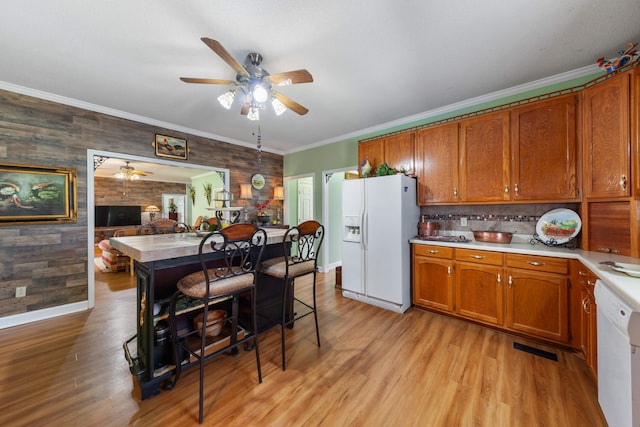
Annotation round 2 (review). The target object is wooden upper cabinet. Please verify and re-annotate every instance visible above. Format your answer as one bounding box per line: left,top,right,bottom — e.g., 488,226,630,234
511,94,579,201
415,123,459,204
358,138,384,177
383,132,415,173
459,111,510,202
583,71,631,198
358,132,415,177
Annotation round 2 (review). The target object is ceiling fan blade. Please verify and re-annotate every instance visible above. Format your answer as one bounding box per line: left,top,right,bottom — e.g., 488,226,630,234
180,77,235,85
273,92,309,115
201,37,248,77
266,69,314,86
240,93,252,115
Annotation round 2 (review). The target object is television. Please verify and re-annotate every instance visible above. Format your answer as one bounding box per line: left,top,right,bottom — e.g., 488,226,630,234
95,205,142,227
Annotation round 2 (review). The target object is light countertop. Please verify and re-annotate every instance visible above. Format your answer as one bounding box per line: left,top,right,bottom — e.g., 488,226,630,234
410,234,640,311
110,228,287,263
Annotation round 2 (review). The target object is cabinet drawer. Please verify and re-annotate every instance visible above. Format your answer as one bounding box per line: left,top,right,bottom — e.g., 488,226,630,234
506,254,568,274
456,248,504,266
413,244,454,259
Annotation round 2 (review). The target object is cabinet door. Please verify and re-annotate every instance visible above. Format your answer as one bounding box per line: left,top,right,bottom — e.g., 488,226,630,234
581,283,598,380
505,269,569,343
415,123,459,204
586,200,631,256
511,95,579,201
459,111,510,202
455,262,503,326
358,138,384,177
413,256,454,312
384,132,415,174
583,71,630,197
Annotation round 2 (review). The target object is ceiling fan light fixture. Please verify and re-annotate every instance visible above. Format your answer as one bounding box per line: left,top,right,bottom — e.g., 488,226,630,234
271,96,288,116
247,107,260,121
217,89,236,109
251,83,269,103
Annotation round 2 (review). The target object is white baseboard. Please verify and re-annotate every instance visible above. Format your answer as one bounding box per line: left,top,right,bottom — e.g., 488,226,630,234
0,301,89,330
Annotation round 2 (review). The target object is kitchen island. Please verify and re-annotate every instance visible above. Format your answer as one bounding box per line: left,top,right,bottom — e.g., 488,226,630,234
110,229,288,399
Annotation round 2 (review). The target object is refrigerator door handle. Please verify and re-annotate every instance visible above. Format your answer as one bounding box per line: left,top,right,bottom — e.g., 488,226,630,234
361,211,367,250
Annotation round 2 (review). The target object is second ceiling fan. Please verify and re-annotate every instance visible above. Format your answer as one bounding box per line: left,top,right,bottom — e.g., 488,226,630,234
180,38,313,120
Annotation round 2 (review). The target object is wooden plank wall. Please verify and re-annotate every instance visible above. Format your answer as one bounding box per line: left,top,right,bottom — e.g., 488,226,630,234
0,89,283,318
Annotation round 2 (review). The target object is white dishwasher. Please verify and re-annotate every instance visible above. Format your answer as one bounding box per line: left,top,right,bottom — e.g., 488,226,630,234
594,280,640,427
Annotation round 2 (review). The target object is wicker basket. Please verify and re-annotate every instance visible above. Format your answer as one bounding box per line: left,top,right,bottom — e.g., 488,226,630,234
193,310,227,337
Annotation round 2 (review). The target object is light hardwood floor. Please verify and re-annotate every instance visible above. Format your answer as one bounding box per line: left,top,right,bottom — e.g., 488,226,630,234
0,263,607,426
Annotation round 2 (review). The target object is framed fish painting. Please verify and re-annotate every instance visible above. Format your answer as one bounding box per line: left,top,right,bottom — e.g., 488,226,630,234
0,163,77,225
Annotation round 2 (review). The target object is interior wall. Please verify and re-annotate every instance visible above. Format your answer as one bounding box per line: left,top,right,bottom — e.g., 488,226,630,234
0,88,283,323
94,177,186,210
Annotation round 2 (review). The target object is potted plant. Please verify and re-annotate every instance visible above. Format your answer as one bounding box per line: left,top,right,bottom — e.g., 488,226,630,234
168,200,178,220
255,200,271,225
187,184,196,205
203,183,212,206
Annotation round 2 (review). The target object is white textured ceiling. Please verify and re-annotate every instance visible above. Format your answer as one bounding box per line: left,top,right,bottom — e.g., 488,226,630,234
1,1,639,154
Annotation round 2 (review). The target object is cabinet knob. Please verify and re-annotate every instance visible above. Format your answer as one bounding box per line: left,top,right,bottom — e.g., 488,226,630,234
508,275,513,287
578,270,588,276
620,175,627,190
471,255,485,259
428,249,439,254
514,184,519,196
598,247,612,253
453,188,458,197
447,266,451,275
504,185,509,193
497,274,501,284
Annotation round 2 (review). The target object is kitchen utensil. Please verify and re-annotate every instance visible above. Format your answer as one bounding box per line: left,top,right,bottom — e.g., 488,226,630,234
419,221,439,237
472,230,514,244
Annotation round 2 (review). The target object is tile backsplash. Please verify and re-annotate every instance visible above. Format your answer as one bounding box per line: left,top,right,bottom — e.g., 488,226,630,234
418,203,582,245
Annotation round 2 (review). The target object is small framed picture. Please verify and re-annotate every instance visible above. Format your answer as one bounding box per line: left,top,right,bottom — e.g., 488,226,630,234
154,134,188,160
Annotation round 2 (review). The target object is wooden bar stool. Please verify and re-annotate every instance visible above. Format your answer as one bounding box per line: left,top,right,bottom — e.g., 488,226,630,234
258,220,324,370
166,223,266,423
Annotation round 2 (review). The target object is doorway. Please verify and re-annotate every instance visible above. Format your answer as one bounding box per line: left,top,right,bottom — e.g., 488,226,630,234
283,174,315,228
87,149,229,308
322,167,358,273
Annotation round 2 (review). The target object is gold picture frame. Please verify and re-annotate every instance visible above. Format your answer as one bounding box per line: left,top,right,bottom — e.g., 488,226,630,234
0,162,77,225
154,134,188,160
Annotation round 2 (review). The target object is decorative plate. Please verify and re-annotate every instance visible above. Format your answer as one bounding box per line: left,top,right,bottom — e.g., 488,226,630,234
251,174,265,190
535,208,581,245
610,263,640,278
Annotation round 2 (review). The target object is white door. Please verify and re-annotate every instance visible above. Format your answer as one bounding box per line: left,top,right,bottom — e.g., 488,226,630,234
298,179,313,222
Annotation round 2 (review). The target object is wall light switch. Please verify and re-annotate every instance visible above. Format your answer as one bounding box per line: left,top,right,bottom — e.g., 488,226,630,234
460,217,468,227
15,286,26,298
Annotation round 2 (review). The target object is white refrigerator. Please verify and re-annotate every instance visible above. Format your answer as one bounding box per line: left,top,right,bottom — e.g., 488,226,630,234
341,174,419,313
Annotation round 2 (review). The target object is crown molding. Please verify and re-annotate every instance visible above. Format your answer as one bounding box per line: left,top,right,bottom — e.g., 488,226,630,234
286,63,600,154
0,81,284,155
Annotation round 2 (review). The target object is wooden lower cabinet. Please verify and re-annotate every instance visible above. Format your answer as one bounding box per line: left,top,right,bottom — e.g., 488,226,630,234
574,262,598,380
412,245,574,347
454,248,505,325
455,262,503,326
412,245,454,311
505,268,569,343
505,254,569,344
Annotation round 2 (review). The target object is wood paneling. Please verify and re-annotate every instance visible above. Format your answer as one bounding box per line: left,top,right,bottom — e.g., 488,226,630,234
94,177,185,208
0,89,283,318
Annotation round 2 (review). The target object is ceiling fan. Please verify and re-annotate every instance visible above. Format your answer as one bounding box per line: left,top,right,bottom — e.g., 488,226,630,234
180,38,313,120
114,161,152,181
